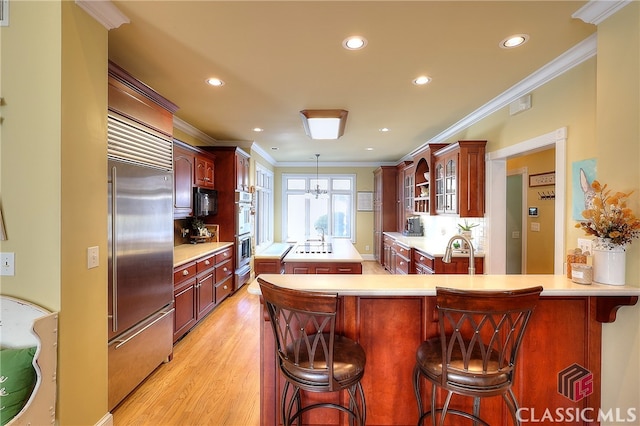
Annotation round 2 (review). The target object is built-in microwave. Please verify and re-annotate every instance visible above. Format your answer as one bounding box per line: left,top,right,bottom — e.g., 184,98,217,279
193,187,218,217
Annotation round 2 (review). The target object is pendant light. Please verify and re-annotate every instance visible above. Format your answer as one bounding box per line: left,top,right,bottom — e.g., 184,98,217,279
306,154,328,199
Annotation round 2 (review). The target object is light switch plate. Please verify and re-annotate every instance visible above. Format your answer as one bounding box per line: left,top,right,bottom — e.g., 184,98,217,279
531,222,540,232
87,246,99,269
1,252,15,276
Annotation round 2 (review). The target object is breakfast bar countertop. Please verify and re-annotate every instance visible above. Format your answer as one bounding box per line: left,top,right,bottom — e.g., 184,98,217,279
248,273,640,298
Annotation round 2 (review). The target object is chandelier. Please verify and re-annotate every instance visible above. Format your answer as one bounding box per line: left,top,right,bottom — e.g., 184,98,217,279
306,154,328,199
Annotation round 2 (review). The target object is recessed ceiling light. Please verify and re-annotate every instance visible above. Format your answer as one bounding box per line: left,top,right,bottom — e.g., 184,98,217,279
253,127,264,132
206,77,225,87
365,147,374,151
413,75,431,86
379,128,390,133
500,34,529,49
342,36,367,50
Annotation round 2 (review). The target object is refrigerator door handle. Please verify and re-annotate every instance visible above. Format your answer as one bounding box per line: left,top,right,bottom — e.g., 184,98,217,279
111,165,119,333
113,309,175,350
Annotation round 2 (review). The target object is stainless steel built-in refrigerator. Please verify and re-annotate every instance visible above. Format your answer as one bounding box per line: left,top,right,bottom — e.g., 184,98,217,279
107,158,174,410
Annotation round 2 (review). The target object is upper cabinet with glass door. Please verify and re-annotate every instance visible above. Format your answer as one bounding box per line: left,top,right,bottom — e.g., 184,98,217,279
433,140,486,217
412,143,447,215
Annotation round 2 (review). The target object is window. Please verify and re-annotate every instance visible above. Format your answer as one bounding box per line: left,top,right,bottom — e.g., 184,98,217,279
254,164,274,251
282,173,355,242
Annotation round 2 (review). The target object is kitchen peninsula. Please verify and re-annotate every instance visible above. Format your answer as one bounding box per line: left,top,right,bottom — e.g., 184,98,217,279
250,274,639,425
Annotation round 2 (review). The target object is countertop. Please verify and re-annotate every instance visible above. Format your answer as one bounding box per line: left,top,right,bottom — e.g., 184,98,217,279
254,242,293,260
174,242,234,267
249,273,640,297
384,231,485,258
283,239,364,263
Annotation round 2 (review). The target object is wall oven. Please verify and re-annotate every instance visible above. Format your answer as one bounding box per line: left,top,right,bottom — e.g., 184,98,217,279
236,233,251,270
236,191,252,236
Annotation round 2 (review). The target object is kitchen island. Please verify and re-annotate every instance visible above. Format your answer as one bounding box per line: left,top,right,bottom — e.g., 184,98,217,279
282,239,363,274
250,274,639,426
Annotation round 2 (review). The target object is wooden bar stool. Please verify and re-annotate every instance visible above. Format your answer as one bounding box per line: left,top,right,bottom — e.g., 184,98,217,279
413,286,543,426
259,278,367,426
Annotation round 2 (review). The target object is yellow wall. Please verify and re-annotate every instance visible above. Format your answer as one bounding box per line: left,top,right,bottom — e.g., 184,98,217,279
1,1,109,424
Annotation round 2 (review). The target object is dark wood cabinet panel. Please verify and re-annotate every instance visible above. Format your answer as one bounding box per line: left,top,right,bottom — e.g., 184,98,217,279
261,295,606,425
373,167,397,264
173,144,195,218
195,155,215,188
283,262,363,274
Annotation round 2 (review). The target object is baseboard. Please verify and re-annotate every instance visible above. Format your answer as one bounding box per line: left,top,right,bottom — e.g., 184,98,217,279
361,254,375,261
95,413,113,426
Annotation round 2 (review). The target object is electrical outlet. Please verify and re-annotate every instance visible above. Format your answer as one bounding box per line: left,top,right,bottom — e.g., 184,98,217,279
531,222,540,232
365,245,370,251
577,238,593,254
87,246,99,269
1,252,15,276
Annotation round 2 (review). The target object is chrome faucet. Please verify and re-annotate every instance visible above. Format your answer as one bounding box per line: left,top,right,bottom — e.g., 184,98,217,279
315,226,325,243
443,234,475,275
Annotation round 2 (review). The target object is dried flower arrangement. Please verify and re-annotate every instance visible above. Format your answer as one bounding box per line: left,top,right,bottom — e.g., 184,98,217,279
575,180,640,246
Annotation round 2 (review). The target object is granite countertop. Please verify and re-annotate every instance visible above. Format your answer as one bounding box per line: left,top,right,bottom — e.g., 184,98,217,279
249,273,640,298
384,231,485,258
174,242,234,267
283,239,363,263
254,242,293,260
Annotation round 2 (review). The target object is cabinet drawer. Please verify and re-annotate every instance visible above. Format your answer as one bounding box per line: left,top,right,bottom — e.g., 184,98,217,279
394,242,410,258
395,256,410,275
413,251,434,270
215,247,233,264
215,259,233,282
174,262,196,286
197,254,216,272
215,277,233,303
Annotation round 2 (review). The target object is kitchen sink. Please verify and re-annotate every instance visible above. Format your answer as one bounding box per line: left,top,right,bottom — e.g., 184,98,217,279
295,242,333,254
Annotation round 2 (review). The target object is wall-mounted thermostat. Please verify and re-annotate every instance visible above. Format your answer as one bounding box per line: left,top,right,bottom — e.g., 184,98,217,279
528,207,539,217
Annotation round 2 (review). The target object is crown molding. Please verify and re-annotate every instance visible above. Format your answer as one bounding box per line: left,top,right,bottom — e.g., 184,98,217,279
249,143,277,166
406,33,597,160
75,0,129,30
572,0,631,25
173,116,218,145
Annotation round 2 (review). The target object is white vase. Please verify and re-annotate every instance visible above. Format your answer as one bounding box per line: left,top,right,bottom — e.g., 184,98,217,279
592,238,626,285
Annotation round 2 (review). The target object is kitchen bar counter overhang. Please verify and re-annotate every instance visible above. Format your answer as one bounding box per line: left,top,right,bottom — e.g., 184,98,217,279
251,274,638,425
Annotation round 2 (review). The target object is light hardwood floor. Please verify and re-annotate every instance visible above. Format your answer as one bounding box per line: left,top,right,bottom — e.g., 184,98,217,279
112,261,388,425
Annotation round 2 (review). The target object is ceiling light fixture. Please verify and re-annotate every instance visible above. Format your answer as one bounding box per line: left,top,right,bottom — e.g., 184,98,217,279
206,77,225,87
342,36,367,50
413,75,431,86
300,109,348,140
379,127,390,132
253,127,264,132
306,154,328,199
500,34,529,49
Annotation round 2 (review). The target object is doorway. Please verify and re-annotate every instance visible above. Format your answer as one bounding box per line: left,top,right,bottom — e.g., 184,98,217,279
485,128,566,275
506,171,526,274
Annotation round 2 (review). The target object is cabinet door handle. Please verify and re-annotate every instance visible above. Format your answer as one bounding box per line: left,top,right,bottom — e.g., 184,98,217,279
205,260,210,265
419,256,424,261
223,285,228,290
182,269,189,276
223,267,228,272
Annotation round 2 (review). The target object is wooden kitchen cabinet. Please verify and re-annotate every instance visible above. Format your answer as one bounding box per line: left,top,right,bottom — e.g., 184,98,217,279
195,155,215,188
283,262,363,274
173,245,235,342
412,143,447,215
373,166,397,265
413,248,484,274
397,161,414,231
235,151,250,192
173,142,195,218
173,261,197,342
433,140,486,217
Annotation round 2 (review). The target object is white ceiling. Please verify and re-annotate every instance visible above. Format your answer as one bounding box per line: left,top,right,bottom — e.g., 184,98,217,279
107,1,595,164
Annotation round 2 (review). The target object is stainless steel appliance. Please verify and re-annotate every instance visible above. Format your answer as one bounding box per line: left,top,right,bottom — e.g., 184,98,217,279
235,191,252,288
107,116,175,410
